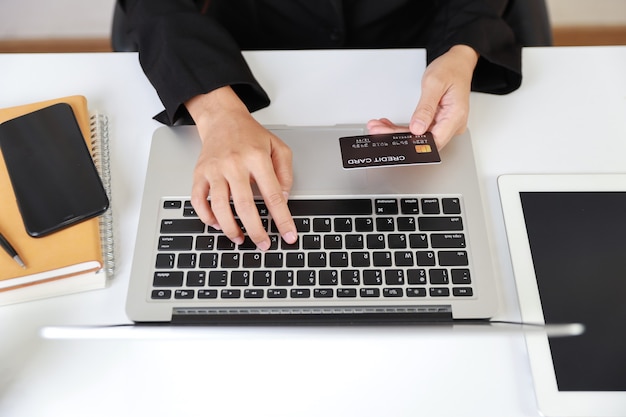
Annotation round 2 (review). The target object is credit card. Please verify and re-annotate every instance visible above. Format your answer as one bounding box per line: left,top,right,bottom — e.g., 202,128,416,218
339,132,440,169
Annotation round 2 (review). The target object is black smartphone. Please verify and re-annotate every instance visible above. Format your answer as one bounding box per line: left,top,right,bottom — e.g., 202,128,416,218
0,103,109,237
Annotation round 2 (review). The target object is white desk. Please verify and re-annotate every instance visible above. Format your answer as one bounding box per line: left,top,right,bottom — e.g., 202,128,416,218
0,47,624,417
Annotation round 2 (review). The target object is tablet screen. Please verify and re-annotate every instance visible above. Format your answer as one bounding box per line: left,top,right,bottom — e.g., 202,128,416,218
520,191,626,391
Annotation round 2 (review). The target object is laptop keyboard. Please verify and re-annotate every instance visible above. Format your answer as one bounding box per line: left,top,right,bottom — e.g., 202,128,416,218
151,196,474,304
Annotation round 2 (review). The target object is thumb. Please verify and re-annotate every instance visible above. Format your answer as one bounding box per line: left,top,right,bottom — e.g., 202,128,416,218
410,81,443,136
270,138,294,197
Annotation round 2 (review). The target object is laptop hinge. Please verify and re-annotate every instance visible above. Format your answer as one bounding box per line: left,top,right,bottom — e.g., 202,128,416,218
171,305,453,325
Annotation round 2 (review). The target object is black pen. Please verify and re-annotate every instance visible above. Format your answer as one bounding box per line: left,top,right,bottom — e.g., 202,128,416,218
0,232,26,268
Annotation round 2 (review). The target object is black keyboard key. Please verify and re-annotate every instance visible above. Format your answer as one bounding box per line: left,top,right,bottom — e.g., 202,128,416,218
291,288,310,298
177,253,196,268
231,271,251,286
286,252,305,267
384,270,404,285
421,198,440,214
400,198,419,214
275,270,294,286
313,218,331,232
396,217,416,231
407,269,427,285
416,251,436,266
253,271,272,286
160,219,205,234
281,237,300,250
394,251,414,266
302,235,322,249
334,217,353,232
208,271,228,286
198,289,218,299
155,254,175,269
238,237,257,250
388,234,407,249
319,270,339,285
360,288,380,298
340,270,360,285
438,251,469,266
351,252,370,267
297,270,316,286
268,289,288,298
355,217,374,232
153,271,183,287
418,217,464,231
337,288,357,297
314,288,334,298
308,252,327,267
217,236,236,250
429,269,450,284
243,252,262,268
408,233,429,248
363,269,383,285
430,287,450,297
175,289,195,299
264,252,284,268
376,217,395,231
151,289,172,299
442,198,462,214
324,234,343,249
383,288,403,297
293,218,311,232
366,234,386,249
431,233,466,248
345,234,364,249
158,236,193,250
372,251,392,267
196,236,215,250
287,199,372,216
453,287,473,297
199,253,218,268
220,253,240,268
163,200,182,209
186,271,206,287
244,289,264,298
221,289,241,299
329,252,349,267
452,269,472,284
183,207,197,217
407,288,427,297
375,199,398,215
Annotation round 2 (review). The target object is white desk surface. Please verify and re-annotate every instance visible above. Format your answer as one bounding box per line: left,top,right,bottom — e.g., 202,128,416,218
0,46,624,417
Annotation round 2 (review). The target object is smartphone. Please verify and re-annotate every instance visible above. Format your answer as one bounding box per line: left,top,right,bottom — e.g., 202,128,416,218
0,103,109,237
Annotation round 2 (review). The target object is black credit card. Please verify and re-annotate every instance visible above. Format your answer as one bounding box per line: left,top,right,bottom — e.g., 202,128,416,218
339,132,440,169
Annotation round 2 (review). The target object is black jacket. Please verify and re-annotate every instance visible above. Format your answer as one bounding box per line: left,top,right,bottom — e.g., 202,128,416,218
122,0,522,125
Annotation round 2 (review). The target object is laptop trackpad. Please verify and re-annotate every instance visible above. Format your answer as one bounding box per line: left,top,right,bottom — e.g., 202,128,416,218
274,126,369,195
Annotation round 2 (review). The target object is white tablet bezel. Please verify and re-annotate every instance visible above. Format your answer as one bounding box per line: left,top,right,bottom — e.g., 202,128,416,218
498,173,626,417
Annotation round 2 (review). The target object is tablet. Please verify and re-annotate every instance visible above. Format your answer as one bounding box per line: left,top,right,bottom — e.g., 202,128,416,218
498,174,626,416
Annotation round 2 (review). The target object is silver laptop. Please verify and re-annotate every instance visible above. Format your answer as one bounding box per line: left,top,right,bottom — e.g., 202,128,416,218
126,125,499,324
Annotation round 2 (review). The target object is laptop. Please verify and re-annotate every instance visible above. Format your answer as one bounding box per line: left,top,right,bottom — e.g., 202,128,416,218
126,125,499,324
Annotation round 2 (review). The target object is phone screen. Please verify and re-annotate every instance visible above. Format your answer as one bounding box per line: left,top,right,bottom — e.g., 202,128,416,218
0,103,109,237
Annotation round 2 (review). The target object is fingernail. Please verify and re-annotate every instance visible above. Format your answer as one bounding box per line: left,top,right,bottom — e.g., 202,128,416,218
283,191,290,201
411,119,427,134
257,240,271,252
282,231,297,244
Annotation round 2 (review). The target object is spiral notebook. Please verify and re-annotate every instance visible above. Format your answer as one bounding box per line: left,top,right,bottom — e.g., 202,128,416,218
0,96,114,305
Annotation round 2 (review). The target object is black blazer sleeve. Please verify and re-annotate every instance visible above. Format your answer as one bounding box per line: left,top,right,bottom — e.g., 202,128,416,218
428,0,522,95
121,0,269,125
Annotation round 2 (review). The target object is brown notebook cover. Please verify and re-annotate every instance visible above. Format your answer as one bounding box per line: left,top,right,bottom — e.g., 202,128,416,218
0,95,106,304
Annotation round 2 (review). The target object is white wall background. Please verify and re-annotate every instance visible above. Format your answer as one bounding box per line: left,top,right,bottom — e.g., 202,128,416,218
0,0,625,40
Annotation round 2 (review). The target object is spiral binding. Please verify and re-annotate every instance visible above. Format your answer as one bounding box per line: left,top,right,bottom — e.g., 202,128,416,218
90,113,115,279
